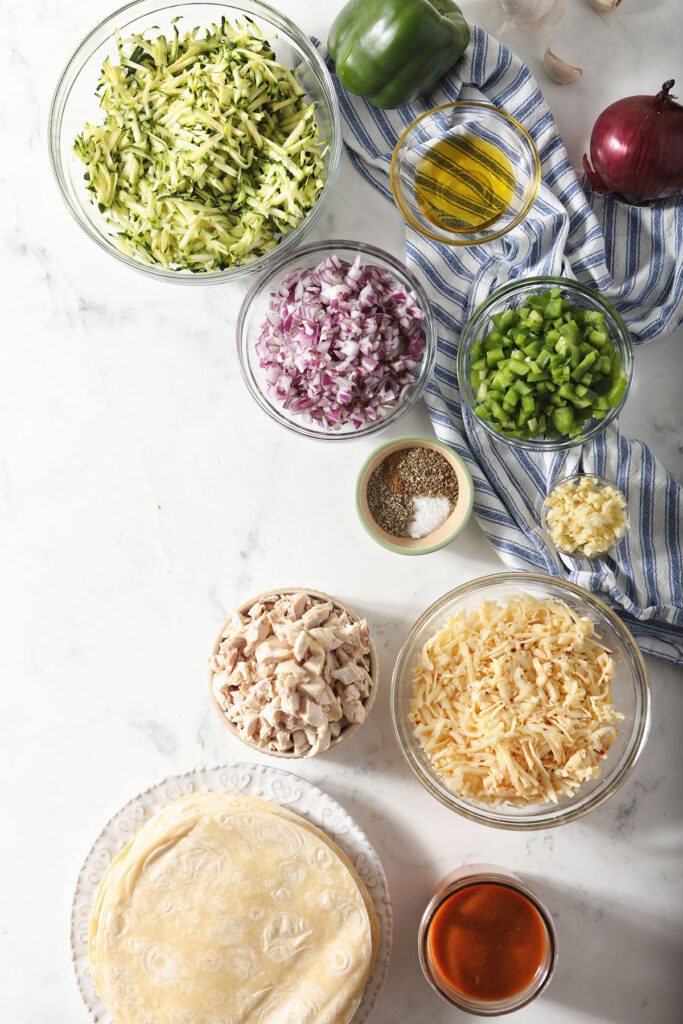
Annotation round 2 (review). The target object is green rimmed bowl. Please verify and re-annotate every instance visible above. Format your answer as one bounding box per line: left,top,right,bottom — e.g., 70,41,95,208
356,437,474,555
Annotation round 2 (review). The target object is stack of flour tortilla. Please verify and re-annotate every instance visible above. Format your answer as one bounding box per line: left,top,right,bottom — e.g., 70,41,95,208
89,792,378,1024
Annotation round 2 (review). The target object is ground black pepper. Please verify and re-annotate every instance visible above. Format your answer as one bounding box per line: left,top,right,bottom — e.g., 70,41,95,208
385,448,459,503
367,446,459,538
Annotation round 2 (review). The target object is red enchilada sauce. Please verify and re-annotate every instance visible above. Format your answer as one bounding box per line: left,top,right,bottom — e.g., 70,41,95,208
427,882,547,1001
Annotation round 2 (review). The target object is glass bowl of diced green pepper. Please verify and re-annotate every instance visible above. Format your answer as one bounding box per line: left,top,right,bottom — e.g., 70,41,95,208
457,278,633,450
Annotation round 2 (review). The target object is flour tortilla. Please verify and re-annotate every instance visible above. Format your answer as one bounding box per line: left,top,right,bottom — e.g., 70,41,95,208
89,792,375,1024
152,793,380,960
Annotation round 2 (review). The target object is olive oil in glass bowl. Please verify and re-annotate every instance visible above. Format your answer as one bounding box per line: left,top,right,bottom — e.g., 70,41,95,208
414,134,514,233
391,103,540,246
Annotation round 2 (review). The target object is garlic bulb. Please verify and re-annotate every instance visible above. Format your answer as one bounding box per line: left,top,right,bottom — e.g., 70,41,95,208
499,0,565,31
469,0,565,35
587,0,622,12
543,47,583,84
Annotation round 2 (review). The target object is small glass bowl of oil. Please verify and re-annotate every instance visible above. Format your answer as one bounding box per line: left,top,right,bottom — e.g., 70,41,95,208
390,102,540,247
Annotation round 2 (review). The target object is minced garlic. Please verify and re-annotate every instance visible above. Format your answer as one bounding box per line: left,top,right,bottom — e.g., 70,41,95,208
544,475,627,558
410,595,621,807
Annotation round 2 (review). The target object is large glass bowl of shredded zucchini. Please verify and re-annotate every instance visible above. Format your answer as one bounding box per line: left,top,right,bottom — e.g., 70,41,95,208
49,0,342,281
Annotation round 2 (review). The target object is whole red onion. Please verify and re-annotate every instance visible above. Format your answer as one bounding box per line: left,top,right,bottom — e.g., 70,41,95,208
583,80,683,206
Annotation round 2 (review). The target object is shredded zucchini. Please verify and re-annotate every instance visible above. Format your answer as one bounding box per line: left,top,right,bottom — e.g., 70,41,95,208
74,18,327,272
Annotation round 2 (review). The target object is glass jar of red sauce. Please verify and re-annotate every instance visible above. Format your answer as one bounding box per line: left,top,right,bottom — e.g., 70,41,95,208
418,864,557,1016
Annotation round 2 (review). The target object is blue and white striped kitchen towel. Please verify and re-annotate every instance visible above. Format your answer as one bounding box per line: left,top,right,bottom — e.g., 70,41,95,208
318,27,683,664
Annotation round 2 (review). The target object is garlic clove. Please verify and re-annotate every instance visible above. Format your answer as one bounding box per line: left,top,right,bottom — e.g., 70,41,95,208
587,0,622,13
543,47,583,84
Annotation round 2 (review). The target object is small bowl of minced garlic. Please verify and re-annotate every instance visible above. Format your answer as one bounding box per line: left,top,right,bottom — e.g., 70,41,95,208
356,437,473,554
542,474,628,560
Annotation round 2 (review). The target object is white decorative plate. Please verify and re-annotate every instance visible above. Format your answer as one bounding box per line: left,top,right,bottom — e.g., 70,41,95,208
71,762,392,1023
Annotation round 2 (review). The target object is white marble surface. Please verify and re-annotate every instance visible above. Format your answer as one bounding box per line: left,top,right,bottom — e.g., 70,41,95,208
1,0,682,1021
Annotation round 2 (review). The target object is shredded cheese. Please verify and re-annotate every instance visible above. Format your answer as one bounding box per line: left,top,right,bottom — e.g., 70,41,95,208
545,476,627,558
410,595,621,806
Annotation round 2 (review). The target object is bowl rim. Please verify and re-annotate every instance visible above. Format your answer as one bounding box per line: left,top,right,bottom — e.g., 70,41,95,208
391,571,651,830
457,275,635,452
355,435,474,555
389,101,541,247
542,472,629,561
47,0,343,284
236,238,438,440
209,586,380,758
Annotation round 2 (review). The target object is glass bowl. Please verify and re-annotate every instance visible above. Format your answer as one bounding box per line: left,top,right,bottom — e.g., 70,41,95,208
458,277,634,452
391,572,650,830
418,865,557,1016
236,240,437,440
390,102,540,247
48,0,342,284
542,473,629,561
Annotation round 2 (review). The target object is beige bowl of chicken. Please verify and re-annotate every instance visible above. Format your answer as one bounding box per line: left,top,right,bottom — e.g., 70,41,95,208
209,587,380,758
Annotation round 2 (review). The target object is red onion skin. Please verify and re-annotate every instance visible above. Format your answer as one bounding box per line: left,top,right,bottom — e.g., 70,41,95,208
583,80,683,206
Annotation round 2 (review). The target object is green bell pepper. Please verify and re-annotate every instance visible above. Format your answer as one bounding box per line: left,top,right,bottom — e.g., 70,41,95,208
327,0,470,109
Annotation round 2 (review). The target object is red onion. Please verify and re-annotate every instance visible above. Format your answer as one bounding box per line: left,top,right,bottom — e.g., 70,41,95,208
257,255,426,430
583,80,683,206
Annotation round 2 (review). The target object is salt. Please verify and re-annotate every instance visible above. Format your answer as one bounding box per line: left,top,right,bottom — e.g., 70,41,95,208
408,496,452,539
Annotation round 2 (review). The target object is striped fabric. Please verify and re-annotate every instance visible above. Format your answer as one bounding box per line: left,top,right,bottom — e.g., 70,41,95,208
317,28,683,664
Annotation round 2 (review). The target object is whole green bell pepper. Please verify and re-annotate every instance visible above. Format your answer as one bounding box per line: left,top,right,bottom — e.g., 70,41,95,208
328,0,470,109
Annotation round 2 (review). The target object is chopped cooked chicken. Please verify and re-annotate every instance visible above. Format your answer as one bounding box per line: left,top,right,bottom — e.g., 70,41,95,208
302,602,333,629
292,730,308,754
211,591,374,756
341,697,365,724
243,615,271,655
308,627,339,650
303,644,326,677
333,663,365,686
309,723,332,757
299,678,326,702
255,637,292,664
290,592,309,618
300,697,326,728
292,631,310,663
221,610,245,638
241,710,260,737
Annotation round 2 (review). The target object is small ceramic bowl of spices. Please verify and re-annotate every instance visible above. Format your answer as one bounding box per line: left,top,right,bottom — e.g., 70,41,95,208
356,437,474,555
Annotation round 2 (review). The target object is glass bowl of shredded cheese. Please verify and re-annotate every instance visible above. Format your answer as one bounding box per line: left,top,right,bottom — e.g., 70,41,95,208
391,573,650,830
542,474,628,559
49,0,342,282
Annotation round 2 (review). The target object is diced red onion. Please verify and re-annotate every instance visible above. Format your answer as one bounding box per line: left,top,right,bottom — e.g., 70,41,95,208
256,255,427,430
